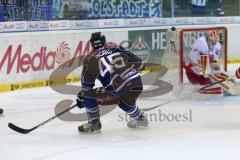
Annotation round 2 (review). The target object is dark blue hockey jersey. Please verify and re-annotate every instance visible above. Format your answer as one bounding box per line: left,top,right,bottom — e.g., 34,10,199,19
81,43,144,93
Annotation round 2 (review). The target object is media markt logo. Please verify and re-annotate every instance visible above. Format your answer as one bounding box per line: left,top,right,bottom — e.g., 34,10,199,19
0,41,90,74
56,41,71,64
130,34,150,62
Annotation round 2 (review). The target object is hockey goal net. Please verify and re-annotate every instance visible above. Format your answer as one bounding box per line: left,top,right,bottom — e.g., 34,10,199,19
161,27,228,85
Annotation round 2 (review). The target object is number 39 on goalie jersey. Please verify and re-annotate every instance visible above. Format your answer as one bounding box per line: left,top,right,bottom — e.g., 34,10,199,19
81,44,144,92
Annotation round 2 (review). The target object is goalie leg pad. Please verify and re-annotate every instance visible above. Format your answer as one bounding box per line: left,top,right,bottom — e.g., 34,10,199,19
200,55,211,75
185,70,212,85
184,63,212,85
199,87,223,94
214,72,235,83
209,74,237,96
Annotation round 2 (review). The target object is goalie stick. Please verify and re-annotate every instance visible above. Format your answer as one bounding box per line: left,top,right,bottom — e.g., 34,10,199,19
199,73,237,95
198,78,226,91
8,104,78,134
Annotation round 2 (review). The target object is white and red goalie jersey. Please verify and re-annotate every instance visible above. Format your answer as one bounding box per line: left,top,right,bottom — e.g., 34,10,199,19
188,36,221,65
184,31,222,85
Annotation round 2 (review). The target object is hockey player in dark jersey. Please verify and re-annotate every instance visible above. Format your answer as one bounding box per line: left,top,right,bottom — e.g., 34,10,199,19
77,32,148,132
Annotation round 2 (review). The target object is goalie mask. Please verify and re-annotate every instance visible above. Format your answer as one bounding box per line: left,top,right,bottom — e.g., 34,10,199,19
90,32,106,50
206,30,219,45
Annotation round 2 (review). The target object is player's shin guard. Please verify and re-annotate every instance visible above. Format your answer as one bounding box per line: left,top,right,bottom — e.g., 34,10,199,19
127,105,141,119
85,106,100,122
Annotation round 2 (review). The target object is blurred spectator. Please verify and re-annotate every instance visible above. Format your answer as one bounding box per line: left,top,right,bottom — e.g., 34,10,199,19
63,4,72,19
0,0,238,22
2,0,25,21
208,0,224,16
191,0,207,14
215,1,225,16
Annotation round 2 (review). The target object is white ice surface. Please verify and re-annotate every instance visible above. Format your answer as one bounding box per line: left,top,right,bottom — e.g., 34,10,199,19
0,64,240,160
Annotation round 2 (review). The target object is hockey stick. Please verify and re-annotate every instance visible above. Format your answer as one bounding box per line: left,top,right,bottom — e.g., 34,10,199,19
141,100,172,112
198,78,226,91
8,104,77,134
8,87,116,134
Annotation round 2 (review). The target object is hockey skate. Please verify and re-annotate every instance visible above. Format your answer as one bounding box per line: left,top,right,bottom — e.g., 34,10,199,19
78,119,102,133
127,113,148,128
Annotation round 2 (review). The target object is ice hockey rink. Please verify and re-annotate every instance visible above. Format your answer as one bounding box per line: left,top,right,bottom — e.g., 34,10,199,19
1,64,240,160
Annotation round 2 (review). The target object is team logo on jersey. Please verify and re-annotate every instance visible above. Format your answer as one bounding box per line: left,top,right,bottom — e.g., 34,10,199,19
130,34,150,62
56,41,71,64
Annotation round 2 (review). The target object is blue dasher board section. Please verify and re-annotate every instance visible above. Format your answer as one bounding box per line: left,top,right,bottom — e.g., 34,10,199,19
28,0,52,21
